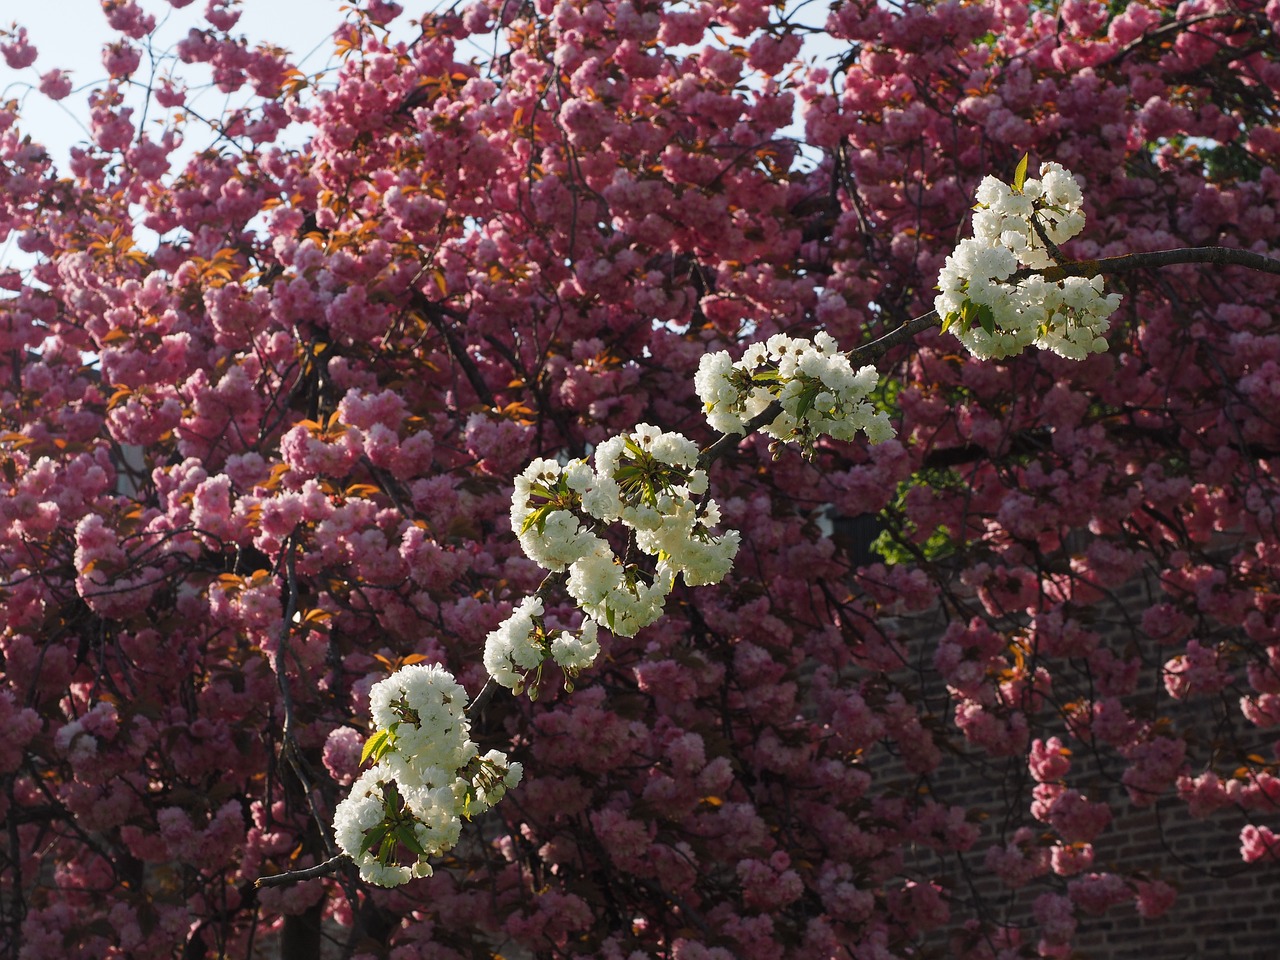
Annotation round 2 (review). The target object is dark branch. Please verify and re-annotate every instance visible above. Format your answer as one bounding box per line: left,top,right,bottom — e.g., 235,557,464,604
697,400,782,470
465,677,499,718
1027,247,1280,283
697,245,1279,469
410,291,497,408
255,854,349,889
848,310,941,365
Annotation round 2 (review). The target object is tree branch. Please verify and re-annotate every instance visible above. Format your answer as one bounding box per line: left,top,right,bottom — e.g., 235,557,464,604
410,290,497,408
696,245,1278,469
848,309,942,365
255,854,349,889
697,400,782,470
1025,246,1280,283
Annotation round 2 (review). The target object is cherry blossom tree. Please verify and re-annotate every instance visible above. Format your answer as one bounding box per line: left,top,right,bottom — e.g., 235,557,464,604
1,0,1279,958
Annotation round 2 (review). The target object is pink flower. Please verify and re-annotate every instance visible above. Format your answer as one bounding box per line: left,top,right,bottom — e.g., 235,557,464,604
1134,879,1177,919
322,727,364,785
1240,824,1280,863
103,0,157,38
1,27,37,69
103,41,142,78
1029,737,1072,783
38,69,73,100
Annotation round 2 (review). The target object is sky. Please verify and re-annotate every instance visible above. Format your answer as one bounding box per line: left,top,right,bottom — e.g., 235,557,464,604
0,0,352,161
2,0,844,161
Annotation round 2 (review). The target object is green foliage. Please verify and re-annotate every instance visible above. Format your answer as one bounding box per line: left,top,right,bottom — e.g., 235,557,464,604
1202,141,1264,183
1012,153,1029,193
871,469,967,566
869,374,903,419
941,299,996,338
362,724,399,766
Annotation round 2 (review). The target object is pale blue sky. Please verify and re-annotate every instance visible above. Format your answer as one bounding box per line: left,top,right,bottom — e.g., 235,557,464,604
3,0,845,164
0,0,348,160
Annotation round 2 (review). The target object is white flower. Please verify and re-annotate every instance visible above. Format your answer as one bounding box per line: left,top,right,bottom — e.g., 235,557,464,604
562,459,594,492
401,781,463,854
567,547,672,638
483,595,546,689
650,430,699,469
466,751,524,812
367,663,477,778
695,351,743,434
550,618,601,673
580,472,622,521
333,766,438,887
937,160,1117,362
566,541,624,608
516,509,601,571
974,175,1010,207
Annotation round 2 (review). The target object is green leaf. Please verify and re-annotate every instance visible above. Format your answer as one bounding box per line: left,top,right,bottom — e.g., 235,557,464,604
795,384,817,419
361,729,390,766
1012,153,1029,193
360,824,390,855
976,303,996,337
526,482,557,501
940,312,955,334
383,780,402,810
377,833,397,864
518,505,546,537
394,824,427,857
613,464,644,483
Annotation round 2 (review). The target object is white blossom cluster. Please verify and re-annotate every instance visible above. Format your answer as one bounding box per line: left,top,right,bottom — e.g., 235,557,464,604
482,595,602,696
488,425,741,695
934,161,1122,361
694,332,894,454
332,664,522,886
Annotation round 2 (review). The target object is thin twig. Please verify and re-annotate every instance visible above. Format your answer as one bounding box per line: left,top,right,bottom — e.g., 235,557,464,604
465,677,498,718
255,854,349,889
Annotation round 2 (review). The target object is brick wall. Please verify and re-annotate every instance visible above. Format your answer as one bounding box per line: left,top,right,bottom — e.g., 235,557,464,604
862,562,1280,958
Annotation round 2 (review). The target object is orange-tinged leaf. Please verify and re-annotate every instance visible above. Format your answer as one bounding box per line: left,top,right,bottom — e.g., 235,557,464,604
107,386,133,411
